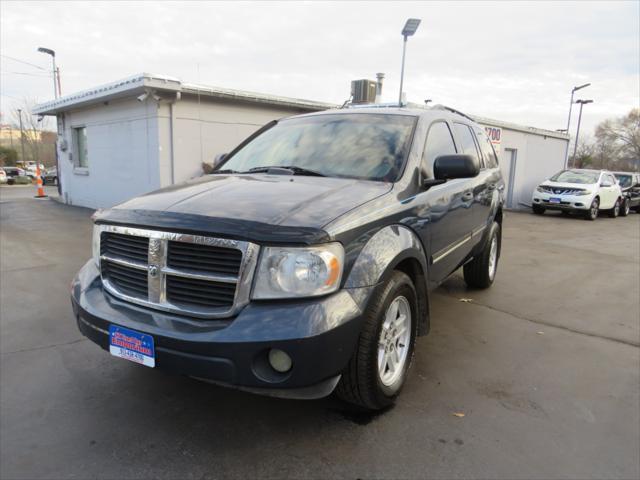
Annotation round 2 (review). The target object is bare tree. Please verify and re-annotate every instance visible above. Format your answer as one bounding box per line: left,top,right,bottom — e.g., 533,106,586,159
594,108,640,170
11,98,55,165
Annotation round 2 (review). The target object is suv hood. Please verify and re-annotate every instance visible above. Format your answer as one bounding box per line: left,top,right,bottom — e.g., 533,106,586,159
96,174,391,244
541,180,596,189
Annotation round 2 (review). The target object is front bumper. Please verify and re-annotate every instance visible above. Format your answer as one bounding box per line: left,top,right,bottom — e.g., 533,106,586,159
71,260,372,399
532,191,593,211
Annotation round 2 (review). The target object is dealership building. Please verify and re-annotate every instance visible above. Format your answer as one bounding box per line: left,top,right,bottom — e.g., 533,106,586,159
34,73,569,210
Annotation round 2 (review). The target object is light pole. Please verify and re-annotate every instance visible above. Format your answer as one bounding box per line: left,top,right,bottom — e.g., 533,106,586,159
564,82,590,167
572,99,594,165
17,109,26,164
398,18,421,106
37,47,58,98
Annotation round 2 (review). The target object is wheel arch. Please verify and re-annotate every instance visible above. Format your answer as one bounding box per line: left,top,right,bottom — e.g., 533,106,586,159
344,225,431,336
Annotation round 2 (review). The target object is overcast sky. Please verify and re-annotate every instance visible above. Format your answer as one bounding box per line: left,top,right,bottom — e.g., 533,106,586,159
1,1,638,138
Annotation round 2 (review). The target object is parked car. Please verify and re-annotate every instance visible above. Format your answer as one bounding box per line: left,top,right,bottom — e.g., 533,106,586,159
42,166,57,185
613,171,640,215
532,169,623,220
3,167,27,185
0,168,6,184
71,106,505,410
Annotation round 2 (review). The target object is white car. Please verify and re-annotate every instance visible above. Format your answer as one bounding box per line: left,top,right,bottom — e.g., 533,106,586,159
532,169,623,220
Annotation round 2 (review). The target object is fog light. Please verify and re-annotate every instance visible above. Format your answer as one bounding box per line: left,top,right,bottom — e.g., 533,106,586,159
268,349,292,373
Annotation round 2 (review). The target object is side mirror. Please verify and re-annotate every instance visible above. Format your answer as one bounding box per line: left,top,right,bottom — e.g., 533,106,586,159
433,154,479,181
213,153,227,169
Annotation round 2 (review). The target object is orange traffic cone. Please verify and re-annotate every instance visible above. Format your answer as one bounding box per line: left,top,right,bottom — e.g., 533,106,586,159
34,165,47,198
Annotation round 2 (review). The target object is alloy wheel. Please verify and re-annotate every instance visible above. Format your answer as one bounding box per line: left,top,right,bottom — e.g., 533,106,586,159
377,296,411,387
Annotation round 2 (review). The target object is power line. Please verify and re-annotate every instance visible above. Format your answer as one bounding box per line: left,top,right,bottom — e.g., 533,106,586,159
1,71,52,77
0,54,48,71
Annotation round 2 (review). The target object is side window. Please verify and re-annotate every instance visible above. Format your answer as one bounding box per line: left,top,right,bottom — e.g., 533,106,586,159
608,174,617,185
453,123,481,168
474,128,499,168
422,121,457,171
72,126,88,169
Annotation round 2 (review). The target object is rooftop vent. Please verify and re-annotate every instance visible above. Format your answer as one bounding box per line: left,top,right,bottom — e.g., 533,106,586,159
351,79,377,104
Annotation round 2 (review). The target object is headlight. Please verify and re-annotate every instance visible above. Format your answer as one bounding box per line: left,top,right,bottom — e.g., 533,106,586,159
92,225,101,267
536,186,547,193
574,190,592,196
252,243,344,299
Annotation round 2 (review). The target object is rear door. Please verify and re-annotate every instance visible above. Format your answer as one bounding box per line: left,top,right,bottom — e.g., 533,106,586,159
473,126,503,232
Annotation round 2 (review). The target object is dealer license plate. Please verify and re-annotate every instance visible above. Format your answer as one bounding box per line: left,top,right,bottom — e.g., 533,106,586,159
549,197,561,204
109,325,155,368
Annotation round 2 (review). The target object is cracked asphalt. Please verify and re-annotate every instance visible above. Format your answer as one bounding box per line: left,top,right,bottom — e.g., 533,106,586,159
1,190,639,479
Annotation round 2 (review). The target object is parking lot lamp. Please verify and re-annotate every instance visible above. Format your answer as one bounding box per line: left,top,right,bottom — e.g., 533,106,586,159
564,83,590,167
572,99,594,165
398,18,421,106
37,47,58,99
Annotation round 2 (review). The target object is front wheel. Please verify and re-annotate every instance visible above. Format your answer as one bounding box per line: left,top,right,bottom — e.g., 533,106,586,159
620,198,630,217
463,221,501,289
335,271,417,411
532,205,545,215
585,197,599,221
608,199,620,218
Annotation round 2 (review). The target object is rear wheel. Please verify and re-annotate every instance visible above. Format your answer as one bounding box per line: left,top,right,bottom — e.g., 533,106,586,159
585,197,599,220
463,222,501,289
335,271,417,411
532,205,545,215
608,199,620,218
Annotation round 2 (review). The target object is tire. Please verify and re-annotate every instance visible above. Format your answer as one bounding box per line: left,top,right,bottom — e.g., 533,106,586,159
532,205,545,215
463,221,501,289
608,198,620,218
620,198,630,217
561,211,571,216
335,270,418,411
7,178,15,185
585,197,599,221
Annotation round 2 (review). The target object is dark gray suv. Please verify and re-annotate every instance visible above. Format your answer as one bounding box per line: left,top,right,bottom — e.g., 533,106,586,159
72,106,505,410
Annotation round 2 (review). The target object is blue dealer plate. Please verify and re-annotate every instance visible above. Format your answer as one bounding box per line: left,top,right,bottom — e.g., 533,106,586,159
549,197,561,204
109,325,155,368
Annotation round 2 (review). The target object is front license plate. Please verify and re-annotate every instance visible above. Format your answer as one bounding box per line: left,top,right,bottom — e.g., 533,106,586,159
109,325,155,368
549,197,561,204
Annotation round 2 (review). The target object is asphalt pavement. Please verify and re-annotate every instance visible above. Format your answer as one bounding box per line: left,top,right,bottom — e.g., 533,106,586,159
1,195,638,479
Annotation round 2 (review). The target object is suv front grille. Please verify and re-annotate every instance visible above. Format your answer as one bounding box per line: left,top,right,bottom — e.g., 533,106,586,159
101,232,149,263
102,261,148,298
97,225,259,318
167,241,242,276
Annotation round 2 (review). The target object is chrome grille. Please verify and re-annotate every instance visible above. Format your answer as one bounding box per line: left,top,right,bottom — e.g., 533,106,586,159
101,261,148,298
167,241,242,276
101,232,149,263
97,225,260,319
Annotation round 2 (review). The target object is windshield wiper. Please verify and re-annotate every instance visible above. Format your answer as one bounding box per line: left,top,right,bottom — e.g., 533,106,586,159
210,169,241,174
245,166,326,177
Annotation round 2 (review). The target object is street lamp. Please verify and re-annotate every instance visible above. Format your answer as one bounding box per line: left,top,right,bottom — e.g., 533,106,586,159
564,82,590,167
37,47,58,99
571,99,594,165
398,18,421,105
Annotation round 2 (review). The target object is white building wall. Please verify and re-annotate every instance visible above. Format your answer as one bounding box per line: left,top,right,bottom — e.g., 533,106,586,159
160,97,304,184
57,98,160,209
481,124,567,210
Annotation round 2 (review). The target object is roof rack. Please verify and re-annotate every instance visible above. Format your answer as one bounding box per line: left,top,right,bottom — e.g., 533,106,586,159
346,102,403,109
431,104,475,122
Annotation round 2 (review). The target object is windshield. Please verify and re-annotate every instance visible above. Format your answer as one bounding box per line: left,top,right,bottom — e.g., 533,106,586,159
550,170,600,184
614,174,632,188
219,113,417,182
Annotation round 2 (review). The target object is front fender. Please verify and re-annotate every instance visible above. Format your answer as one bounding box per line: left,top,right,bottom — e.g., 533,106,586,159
344,225,430,335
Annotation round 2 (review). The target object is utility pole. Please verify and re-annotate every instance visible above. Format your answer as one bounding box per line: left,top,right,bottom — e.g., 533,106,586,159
17,109,26,163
